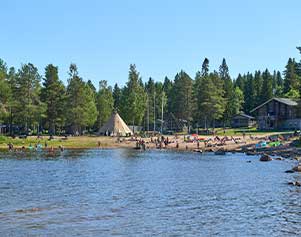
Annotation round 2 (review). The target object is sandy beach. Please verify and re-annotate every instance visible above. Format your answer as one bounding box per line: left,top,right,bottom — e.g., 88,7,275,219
1,133,299,159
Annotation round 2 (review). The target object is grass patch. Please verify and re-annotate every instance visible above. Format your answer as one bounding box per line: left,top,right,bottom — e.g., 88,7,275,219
0,135,112,149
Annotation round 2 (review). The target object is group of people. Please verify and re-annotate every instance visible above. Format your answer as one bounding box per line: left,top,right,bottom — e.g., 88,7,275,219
7,141,64,153
135,139,146,150
150,136,171,149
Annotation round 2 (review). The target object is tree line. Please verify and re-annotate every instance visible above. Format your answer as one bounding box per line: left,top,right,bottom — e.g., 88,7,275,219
0,47,301,135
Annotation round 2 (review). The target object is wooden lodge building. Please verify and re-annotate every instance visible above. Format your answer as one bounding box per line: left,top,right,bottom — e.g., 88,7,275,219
231,113,256,128
250,97,301,130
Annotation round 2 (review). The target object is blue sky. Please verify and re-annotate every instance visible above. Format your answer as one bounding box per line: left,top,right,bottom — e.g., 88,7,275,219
1,0,301,88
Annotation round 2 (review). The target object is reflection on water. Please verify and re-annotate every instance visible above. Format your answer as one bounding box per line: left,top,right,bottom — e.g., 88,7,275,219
0,149,300,236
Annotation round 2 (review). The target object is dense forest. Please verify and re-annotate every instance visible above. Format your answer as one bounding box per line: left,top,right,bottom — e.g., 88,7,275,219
0,47,301,135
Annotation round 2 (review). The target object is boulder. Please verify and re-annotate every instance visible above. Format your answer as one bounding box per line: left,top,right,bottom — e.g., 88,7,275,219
288,181,301,186
275,157,284,161
214,150,226,155
259,154,273,162
246,151,256,156
292,166,301,172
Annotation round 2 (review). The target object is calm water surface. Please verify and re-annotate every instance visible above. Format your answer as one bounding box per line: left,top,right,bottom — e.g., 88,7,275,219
0,149,300,236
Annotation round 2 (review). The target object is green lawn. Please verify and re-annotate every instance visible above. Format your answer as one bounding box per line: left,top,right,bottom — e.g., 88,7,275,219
0,135,111,149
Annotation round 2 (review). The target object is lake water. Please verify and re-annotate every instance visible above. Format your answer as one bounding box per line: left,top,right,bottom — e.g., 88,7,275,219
0,149,300,236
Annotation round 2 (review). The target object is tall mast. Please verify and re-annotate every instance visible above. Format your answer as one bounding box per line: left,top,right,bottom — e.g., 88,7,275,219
147,94,149,132
161,92,164,134
153,90,156,133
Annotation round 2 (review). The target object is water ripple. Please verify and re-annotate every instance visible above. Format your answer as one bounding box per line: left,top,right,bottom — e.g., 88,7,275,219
0,149,300,236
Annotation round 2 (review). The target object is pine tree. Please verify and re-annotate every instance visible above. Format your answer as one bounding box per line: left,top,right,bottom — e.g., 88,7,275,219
97,80,114,129
163,76,173,115
14,63,44,133
6,67,17,135
296,47,301,76
229,87,244,115
243,73,255,112
196,73,225,129
0,59,10,123
253,71,263,106
235,73,245,91
201,58,209,77
170,71,193,124
272,71,283,96
260,69,273,103
87,80,97,97
112,83,122,110
219,58,234,124
145,77,156,129
66,64,97,134
120,64,146,128
283,58,299,93
41,64,66,134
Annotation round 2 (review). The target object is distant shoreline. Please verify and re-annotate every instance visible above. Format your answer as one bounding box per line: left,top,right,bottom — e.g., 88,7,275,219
0,133,299,159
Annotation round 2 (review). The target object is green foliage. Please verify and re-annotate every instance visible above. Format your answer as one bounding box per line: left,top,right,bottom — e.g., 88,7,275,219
230,87,244,115
66,64,97,134
260,69,273,103
0,60,10,122
41,64,66,134
201,58,209,77
112,83,122,110
283,58,299,93
120,64,146,126
97,80,114,128
170,70,193,123
284,88,300,99
14,63,44,132
194,70,225,128
1,46,301,136
219,58,234,123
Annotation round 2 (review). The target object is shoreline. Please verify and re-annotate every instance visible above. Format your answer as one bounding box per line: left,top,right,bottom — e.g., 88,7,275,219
0,134,300,159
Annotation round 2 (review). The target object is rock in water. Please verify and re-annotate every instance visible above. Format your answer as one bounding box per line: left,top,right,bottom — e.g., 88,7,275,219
259,154,273,162
214,150,226,155
246,151,256,156
292,166,301,172
288,181,301,186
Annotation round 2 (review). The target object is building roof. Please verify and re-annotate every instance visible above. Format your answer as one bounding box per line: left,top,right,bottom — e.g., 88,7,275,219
250,97,298,113
233,112,255,119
